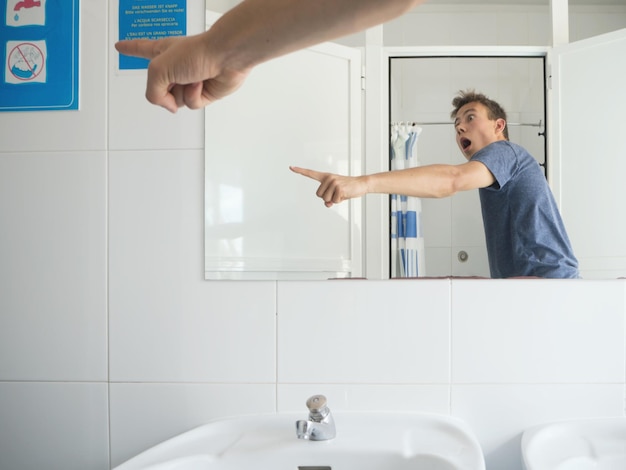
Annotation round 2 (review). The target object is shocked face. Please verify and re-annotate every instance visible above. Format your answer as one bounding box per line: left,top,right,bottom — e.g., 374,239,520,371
454,102,506,159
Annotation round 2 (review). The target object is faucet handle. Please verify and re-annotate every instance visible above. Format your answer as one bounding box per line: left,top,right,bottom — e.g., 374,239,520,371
306,394,328,413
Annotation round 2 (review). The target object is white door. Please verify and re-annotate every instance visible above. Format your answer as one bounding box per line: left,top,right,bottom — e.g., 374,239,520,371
204,13,362,280
550,28,626,279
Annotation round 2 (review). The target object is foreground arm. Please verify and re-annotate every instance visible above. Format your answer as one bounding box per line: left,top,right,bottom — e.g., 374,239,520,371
290,162,495,207
115,0,425,112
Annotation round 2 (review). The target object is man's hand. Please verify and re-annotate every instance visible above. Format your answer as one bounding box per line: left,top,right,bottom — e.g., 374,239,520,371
115,34,249,113
290,166,368,207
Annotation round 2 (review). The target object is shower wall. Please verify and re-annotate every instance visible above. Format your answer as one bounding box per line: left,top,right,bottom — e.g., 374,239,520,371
390,56,545,276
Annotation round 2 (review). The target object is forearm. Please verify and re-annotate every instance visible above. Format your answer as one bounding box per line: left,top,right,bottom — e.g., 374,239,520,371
365,165,461,199
206,0,425,72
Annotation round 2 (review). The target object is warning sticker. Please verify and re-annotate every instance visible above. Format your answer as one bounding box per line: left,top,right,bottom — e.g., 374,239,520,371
0,0,79,111
5,40,46,83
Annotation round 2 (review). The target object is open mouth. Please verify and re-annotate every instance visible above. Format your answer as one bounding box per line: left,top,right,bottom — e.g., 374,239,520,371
460,137,472,150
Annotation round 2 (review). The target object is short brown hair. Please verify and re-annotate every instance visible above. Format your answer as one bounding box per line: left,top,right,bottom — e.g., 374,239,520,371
451,90,509,140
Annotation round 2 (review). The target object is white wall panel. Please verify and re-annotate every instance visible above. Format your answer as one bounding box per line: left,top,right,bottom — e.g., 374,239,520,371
0,382,109,470
0,151,107,381
277,280,451,383
452,279,625,383
108,149,276,382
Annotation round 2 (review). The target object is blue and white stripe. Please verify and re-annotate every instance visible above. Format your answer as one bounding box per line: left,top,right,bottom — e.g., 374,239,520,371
390,124,425,278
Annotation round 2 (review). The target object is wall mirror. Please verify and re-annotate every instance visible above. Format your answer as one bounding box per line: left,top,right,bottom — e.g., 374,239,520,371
203,23,363,280
389,55,546,277
204,7,626,280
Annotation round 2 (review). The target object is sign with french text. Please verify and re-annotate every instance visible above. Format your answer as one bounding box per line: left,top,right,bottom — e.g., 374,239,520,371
118,0,187,70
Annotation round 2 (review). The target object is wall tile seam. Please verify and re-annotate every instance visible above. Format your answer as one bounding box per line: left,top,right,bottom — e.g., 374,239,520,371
107,381,278,385
95,380,626,385
449,381,626,386
0,149,108,155
448,278,453,413
106,381,459,386
107,147,204,153
623,280,626,417
274,281,279,413
273,382,452,385
2,379,618,386
0,380,109,384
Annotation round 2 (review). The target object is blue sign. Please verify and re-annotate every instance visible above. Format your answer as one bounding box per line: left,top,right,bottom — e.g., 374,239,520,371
118,0,187,70
0,0,80,112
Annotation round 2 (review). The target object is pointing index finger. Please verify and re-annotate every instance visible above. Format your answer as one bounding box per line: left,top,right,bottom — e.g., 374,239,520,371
289,166,326,182
115,39,160,60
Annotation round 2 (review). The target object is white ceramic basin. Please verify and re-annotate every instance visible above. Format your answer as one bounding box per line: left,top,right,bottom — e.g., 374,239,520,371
522,417,626,470
114,412,485,470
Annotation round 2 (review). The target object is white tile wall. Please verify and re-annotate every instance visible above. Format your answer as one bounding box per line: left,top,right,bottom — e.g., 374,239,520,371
452,280,625,384
570,8,626,41
277,280,451,384
108,149,277,383
1,3,625,470
0,151,107,381
0,382,109,470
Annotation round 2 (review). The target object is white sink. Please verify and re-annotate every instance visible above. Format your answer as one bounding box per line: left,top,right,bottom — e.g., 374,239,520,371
522,417,626,470
114,412,485,470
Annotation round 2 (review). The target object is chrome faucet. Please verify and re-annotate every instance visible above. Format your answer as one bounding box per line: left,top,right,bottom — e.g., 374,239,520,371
295,394,336,441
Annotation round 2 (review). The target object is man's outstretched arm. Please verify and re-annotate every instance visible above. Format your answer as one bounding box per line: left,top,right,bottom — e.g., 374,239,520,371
115,0,425,112
290,161,495,207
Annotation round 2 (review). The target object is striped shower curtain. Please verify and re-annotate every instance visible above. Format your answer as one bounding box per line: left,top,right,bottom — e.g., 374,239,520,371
390,123,425,278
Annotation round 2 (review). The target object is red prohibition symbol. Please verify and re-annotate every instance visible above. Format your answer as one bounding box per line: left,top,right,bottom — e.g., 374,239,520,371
8,42,45,81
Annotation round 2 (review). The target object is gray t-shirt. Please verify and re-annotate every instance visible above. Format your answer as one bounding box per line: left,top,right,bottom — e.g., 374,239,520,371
471,141,579,278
